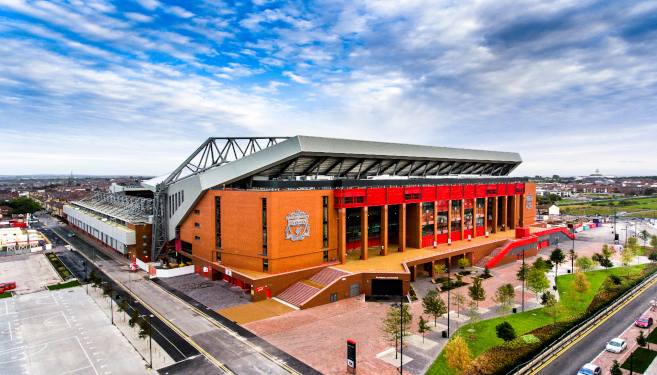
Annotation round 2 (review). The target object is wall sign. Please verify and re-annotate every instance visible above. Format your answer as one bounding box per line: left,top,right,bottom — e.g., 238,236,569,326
285,210,310,241
255,286,265,292
525,193,534,210
225,269,232,277
347,340,356,372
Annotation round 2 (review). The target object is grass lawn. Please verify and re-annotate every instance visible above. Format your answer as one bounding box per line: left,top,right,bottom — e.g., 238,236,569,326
621,347,657,373
47,280,81,290
645,327,657,346
0,292,12,299
426,265,646,375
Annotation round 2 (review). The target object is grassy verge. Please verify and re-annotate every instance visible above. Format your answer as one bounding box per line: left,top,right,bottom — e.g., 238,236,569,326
0,293,12,299
45,252,73,280
621,347,657,373
426,265,646,375
47,280,81,290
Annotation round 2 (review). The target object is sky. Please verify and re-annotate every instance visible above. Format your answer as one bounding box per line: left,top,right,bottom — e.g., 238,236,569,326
1,0,656,177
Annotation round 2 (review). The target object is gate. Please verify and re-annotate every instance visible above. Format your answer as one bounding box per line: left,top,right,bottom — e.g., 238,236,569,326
349,283,360,298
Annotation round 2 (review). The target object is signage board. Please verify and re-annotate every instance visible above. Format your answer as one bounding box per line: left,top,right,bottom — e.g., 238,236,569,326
347,340,356,372
225,269,232,277
255,286,265,292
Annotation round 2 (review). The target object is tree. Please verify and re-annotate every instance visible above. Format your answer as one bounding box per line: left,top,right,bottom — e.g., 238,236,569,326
434,265,446,279
527,268,550,302
628,236,638,249
101,282,113,303
117,297,130,322
418,316,431,343
640,229,650,246
637,330,648,349
467,300,482,330
571,272,590,301
379,304,413,358
547,194,560,203
468,277,486,309
651,235,657,252
495,321,516,347
138,316,151,340
453,291,467,317
516,263,530,283
602,244,612,260
129,308,141,329
549,248,566,277
532,257,548,273
610,360,622,375
3,197,41,215
645,188,656,195
482,267,492,279
575,256,595,273
621,247,635,278
493,284,516,320
89,271,101,291
422,289,447,326
444,335,472,374
458,258,470,269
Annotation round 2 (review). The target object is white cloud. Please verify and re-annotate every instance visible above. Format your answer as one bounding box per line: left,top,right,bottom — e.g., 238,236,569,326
165,5,195,18
282,71,309,83
124,12,154,22
134,0,161,11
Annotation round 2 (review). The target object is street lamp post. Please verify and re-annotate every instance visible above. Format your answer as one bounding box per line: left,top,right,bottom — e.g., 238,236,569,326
102,282,113,325
522,249,525,312
140,314,154,369
391,296,404,374
82,261,87,294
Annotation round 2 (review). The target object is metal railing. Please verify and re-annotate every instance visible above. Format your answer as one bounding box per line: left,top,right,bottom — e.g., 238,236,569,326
507,268,657,375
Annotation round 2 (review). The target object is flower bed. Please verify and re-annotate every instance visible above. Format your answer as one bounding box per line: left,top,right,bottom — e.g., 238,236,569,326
45,252,73,280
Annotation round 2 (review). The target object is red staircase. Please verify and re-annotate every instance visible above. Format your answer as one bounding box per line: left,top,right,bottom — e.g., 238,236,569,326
309,267,351,286
276,282,320,307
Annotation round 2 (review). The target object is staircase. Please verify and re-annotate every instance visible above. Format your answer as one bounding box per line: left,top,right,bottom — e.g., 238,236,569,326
474,241,511,268
276,282,320,307
275,267,353,308
309,267,351,286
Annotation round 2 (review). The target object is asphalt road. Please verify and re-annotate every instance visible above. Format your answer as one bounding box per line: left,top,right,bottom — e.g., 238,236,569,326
536,276,657,375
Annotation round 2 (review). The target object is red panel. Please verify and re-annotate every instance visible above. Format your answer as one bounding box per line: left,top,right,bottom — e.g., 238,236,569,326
347,241,358,250
437,233,448,245
451,185,464,200
508,183,517,195
222,273,230,282
516,183,525,194
422,186,437,202
344,188,366,197
464,185,476,198
476,185,487,197
498,184,508,196
463,229,473,239
367,188,387,206
487,184,498,196
450,231,461,242
437,201,449,211
406,187,421,194
387,187,404,204
464,199,474,209
368,238,381,247
437,186,451,200
476,227,485,236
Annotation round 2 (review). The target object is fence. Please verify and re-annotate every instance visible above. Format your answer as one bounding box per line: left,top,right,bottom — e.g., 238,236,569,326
507,268,657,375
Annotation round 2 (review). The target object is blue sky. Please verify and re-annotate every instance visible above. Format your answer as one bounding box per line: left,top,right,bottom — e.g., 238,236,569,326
1,0,656,177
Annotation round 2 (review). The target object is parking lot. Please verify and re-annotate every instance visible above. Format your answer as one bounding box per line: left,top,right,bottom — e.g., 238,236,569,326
0,287,152,375
0,253,61,295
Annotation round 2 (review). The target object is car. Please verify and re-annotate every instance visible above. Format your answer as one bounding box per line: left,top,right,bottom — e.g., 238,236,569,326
67,233,75,238
606,338,627,353
577,363,601,375
636,316,653,328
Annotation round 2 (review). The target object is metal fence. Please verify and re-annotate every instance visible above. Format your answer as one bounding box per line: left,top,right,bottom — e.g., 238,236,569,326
0,249,33,257
507,269,657,375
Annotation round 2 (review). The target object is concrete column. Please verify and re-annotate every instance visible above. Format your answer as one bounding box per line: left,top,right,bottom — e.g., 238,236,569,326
447,200,452,238
472,199,478,240
360,206,368,260
492,197,498,233
411,265,417,282
460,199,465,241
519,195,525,227
399,204,407,252
483,197,488,234
433,201,438,247
381,205,388,256
502,196,508,232
338,208,346,264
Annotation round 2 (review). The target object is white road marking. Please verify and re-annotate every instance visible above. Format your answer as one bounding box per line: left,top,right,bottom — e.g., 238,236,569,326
75,336,99,375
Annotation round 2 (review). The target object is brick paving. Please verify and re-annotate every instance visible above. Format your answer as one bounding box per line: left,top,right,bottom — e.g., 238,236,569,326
158,273,250,311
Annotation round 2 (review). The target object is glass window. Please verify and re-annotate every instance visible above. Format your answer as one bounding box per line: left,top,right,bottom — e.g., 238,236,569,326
216,252,221,262
194,209,200,215
215,197,221,248
263,258,269,272
262,198,267,255
323,250,328,262
195,236,200,242
322,196,329,248
195,223,200,228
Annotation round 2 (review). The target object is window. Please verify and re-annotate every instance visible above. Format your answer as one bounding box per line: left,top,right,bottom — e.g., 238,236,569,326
216,252,221,262
215,197,221,248
195,223,200,228
263,258,268,272
195,236,200,242
262,198,267,255
323,250,328,262
194,209,200,215
181,241,192,255
322,196,329,248
405,193,420,200
330,293,338,303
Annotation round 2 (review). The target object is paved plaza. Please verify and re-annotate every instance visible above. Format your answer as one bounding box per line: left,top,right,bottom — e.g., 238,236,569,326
0,253,61,295
0,287,151,375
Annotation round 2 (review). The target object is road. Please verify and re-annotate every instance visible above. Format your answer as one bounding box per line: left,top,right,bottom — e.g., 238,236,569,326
535,275,657,375
35,214,321,375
